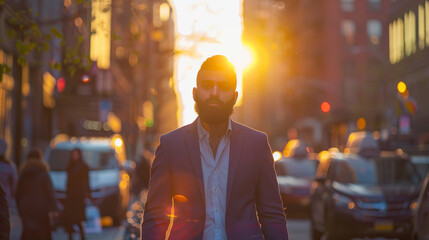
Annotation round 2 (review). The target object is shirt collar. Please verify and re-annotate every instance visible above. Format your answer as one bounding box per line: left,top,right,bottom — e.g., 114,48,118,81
197,118,232,140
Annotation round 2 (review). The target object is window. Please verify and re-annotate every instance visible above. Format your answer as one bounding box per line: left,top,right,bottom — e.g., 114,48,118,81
389,18,405,64
426,1,429,45
48,149,117,171
368,0,381,11
418,4,425,49
342,60,358,103
341,0,355,12
367,20,382,45
404,11,417,56
341,20,356,45
0,50,14,151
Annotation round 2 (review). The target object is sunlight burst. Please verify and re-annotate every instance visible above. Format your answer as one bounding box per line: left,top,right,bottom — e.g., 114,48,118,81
171,0,250,126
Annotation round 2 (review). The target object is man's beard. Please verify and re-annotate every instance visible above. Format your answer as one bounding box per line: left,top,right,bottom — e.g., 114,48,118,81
194,95,235,124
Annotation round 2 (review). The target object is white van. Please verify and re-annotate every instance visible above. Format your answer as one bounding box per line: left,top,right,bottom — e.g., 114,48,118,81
44,134,131,225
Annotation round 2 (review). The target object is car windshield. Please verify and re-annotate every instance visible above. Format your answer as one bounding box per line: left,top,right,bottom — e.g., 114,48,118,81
413,163,429,179
332,157,420,185
275,159,318,179
48,149,117,171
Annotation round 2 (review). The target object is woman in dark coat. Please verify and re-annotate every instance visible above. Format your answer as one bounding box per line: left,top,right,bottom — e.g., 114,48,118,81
64,148,90,240
16,150,58,240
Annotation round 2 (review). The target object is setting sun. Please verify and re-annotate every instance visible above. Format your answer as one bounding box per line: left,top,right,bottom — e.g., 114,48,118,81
171,0,250,126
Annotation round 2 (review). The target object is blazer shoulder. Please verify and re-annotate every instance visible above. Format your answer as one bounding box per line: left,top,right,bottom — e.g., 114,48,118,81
233,121,268,140
160,122,194,142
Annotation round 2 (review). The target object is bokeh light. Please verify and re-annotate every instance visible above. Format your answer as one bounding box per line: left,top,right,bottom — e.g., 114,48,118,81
397,81,407,93
81,74,90,83
357,117,366,130
272,151,282,162
321,101,331,113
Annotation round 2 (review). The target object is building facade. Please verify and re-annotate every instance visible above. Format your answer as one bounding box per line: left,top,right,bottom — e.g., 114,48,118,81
389,0,429,145
241,0,391,151
56,0,177,158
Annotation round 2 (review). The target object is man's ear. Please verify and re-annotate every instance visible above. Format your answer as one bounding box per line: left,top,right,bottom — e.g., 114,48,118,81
233,91,238,104
193,87,197,101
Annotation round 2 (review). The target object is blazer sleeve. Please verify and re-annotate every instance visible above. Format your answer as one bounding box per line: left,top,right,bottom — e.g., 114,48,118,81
141,136,172,240
256,134,289,240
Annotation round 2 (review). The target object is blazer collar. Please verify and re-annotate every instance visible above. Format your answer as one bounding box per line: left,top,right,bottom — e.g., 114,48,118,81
226,121,244,210
184,119,205,204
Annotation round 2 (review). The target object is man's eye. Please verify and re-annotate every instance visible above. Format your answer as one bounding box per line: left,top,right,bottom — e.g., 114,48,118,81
218,82,232,91
201,81,214,89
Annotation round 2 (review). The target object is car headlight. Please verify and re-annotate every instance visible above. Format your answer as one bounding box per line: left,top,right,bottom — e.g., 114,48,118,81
333,193,355,210
410,199,419,211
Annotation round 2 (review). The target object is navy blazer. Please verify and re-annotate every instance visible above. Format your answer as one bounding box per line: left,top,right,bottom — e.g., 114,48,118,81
141,119,288,240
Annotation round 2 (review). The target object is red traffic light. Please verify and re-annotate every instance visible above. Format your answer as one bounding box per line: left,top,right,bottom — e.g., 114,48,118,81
57,77,65,93
321,101,330,113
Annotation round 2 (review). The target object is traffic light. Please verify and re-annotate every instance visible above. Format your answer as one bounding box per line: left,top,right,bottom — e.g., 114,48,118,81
321,101,331,113
57,77,65,93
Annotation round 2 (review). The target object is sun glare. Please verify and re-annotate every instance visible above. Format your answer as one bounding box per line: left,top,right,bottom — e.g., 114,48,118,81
172,0,250,126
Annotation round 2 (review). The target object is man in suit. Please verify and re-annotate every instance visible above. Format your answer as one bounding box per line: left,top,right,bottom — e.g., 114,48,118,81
141,55,288,240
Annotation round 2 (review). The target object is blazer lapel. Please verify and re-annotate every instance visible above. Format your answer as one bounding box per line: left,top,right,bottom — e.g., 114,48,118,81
185,120,205,205
226,121,244,210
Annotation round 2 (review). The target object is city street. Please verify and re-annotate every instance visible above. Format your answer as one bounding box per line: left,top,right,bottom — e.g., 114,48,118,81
286,218,400,240
9,212,402,240
10,207,125,240
52,227,124,240
288,218,311,240
2,0,429,240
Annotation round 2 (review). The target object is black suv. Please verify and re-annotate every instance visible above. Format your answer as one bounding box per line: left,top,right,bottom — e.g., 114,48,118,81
310,149,421,240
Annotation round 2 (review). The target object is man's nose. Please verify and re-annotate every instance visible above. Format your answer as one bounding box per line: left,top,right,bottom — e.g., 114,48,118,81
210,85,219,96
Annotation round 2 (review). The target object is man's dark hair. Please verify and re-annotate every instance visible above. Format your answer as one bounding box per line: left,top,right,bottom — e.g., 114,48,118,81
197,55,237,90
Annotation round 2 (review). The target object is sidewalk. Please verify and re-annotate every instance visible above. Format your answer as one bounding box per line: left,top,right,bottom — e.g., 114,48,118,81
9,205,124,240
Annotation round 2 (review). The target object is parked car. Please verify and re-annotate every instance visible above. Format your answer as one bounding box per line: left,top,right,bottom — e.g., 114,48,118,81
275,140,318,214
45,134,131,225
310,134,421,240
411,172,429,240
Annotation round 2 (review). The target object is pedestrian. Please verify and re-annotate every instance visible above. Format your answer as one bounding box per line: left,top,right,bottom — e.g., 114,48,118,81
0,183,10,240
63,148,90,240
15,150,59,240
137,145,152,191
141,55,289,239
0,139,18,206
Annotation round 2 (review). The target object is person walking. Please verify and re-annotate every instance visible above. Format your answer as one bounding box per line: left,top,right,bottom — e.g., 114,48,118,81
0,139,17,240
0,183,10,240
141,55,289,239
63,148,90,240
16,150,59,240
0,139,18,206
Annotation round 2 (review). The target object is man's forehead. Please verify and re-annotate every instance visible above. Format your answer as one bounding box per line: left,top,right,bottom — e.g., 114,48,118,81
197,69,234,82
